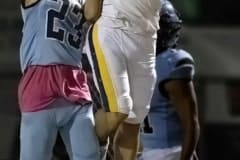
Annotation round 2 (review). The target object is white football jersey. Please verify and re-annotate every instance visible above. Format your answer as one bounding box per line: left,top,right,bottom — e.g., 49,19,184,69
100,0,161,37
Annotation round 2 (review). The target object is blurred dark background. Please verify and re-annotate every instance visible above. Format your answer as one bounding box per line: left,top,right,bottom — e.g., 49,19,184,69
1,0,240,159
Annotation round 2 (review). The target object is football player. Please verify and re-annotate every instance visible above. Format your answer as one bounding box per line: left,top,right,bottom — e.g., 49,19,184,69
19,0,101,159
139,1,200,160
84,0,162,159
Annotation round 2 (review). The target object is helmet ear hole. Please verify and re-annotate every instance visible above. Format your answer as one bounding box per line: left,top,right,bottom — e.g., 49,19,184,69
157,0,182,52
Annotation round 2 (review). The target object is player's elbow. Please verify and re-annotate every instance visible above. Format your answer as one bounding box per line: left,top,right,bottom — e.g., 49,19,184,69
191,117,200,133
191,119,200,142
181,100,200,133
183,113,200,137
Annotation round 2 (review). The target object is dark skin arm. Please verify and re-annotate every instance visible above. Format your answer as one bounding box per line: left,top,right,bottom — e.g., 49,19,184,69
164,80,200,160
84,0,103,23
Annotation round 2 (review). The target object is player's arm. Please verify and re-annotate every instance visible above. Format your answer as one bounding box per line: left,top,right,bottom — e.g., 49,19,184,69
164,79,200,160
84,0,103,23
21,0,40,8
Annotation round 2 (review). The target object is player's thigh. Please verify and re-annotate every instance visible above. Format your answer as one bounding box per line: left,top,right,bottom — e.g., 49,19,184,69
20,110,58,160
125,34,157,124
87,24,133,114
60,104,100,160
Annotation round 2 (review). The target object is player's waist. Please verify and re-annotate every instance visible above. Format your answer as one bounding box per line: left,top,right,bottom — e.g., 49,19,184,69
140,146,182,159
141,130,182,149
98,16,158,36
101,2,159,34
18,65,92,112
20,53,82,72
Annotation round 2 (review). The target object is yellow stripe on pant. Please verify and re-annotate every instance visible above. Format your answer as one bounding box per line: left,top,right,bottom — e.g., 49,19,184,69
92,24,119,112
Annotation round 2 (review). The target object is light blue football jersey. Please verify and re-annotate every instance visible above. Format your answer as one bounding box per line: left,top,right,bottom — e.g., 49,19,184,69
141,48,195,149
20,0,86,72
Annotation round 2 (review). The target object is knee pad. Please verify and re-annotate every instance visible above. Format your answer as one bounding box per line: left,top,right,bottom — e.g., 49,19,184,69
117,95,133,114
124,106,150,124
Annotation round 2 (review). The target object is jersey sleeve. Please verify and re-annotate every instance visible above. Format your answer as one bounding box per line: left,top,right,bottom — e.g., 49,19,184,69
157,49,195,97
165,49,195,82
168,56,195,81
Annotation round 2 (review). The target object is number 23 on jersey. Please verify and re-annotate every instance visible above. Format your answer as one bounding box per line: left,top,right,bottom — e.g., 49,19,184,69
46,0,85,50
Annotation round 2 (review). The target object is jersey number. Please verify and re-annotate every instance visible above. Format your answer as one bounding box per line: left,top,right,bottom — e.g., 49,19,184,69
141,116,154,134
46,0,85,49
